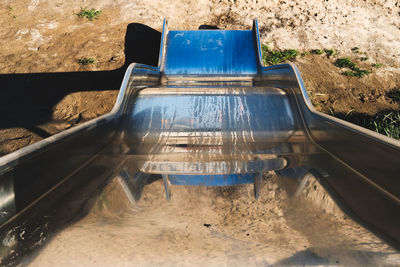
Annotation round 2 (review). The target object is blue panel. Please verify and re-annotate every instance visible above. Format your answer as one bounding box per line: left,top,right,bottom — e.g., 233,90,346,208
164,30,259,75
168,173,255,186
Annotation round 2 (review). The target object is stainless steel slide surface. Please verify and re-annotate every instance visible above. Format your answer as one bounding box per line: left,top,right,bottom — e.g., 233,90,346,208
0,20,399,264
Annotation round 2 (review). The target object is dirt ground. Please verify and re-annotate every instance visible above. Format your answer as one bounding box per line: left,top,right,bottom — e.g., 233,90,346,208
1,0,400,265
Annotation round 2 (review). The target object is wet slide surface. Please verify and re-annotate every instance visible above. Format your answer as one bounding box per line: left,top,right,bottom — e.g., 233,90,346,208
28,176,399,266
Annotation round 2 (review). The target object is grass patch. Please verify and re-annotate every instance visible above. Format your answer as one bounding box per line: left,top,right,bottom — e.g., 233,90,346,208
372,111,400,139
334,57,371,78
334,57,356,69
342,69,371,78
77,8,102,21
372,63,382,68
262,45,298,65
360,57,369,61
340,110,400,140
324,49,335,58
301,49,335,58
310,49,324,55
78,57,96,65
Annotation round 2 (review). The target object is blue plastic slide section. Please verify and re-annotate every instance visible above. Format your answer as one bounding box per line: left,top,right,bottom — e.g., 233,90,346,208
168,173,255,186
164,30,259,75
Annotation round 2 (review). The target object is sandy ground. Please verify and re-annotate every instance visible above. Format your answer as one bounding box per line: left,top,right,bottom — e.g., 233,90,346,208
1,0,400,265
29,175,400,266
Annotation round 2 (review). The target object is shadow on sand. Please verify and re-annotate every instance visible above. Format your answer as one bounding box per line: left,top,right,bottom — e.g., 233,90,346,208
0,23,161,137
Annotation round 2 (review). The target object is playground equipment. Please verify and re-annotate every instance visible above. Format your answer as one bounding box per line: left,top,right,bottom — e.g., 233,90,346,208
0,20,399,263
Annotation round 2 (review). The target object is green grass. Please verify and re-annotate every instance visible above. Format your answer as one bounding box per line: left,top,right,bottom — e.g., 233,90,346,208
77,8,102,21
360,57,369,61
342,69,371,78
311,49,324,55
324,49,335,58
262,45,298,65
334,57,371,78
78,57,96,65
371,111,400,139
334,57,356,69
341,110,400,140
372,63,382,68
304,49,335,57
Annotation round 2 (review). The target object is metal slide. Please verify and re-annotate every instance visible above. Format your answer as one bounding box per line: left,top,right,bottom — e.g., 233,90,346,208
0,20,399,262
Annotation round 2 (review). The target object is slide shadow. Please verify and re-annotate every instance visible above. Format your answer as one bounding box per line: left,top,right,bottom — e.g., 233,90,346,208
0,23,161,136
